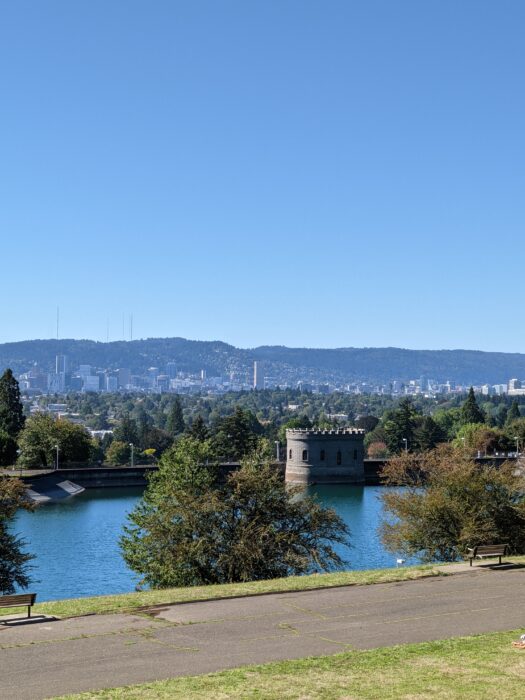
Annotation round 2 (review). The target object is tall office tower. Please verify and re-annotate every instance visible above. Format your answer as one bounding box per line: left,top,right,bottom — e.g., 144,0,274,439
166,362,177,379
117,367,131,388
253,361,263,389
56,354,67,374
509,378,521,392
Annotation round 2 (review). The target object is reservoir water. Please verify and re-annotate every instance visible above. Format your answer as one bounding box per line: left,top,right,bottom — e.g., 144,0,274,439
13,485,413,602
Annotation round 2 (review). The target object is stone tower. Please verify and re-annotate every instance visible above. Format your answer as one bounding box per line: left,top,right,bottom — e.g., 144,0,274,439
285,428,365,484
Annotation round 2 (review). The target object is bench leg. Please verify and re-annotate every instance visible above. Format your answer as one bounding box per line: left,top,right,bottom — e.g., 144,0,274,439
28,606,31,619
499,556,502,565
469,558,473,567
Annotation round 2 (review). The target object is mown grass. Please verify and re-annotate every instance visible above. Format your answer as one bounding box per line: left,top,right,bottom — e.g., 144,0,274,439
0,563,446,619
55,629,525,699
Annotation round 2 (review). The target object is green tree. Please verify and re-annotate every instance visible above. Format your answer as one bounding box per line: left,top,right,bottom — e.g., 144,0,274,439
0,369,25,438
380,445,525,562
106,440,131,466
0,430,18,467
121,440,350,588
213,407,263,461
0,476,34,593
454,423,509,455
18,414,93,467
113,415,139,445
414,416,446,451
460,388,485,426
166,397,185,436
383,398,418,453
187,414,209,442
506,400,521,425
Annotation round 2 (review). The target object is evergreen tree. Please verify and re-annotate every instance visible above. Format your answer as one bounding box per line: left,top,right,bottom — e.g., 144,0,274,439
0,369,25,438
383,398,418,453
506,400,521,425
113,415,139,445
166,397,185,436
0,476,34,593
414,416,445,451
460,388,485,426
187,414,209,442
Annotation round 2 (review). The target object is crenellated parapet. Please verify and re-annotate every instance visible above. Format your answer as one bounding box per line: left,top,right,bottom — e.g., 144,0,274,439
285,427,365,485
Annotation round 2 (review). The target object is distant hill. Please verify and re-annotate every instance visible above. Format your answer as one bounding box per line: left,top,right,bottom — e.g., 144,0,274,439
0,337,524,385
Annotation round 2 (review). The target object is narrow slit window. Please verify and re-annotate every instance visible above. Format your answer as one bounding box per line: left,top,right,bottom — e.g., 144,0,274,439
320,449,325,461
302,449,308,461
336,450,342,465
354,449,358,460
289,449,292,460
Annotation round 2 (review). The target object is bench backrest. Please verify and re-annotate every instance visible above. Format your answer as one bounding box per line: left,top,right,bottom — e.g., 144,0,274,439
472,544,508,555
0,593,36,608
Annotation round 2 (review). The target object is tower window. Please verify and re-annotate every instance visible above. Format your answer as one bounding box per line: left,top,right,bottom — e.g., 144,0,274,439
302,449,308,461
354,449,358,460
336,450,342,465
289,449,292,460
320,449,325,461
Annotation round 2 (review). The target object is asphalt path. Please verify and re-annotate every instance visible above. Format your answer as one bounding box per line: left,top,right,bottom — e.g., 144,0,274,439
1,565,525,699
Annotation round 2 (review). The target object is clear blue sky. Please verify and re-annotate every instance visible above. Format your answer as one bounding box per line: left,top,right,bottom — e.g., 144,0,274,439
1,1,524,351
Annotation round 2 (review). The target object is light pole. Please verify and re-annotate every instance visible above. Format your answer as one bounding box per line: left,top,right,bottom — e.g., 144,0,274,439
402,438,408,453
129,443,134,467
17,449,22,478
515,437,520,457
274,440,280,461
54,444,59,471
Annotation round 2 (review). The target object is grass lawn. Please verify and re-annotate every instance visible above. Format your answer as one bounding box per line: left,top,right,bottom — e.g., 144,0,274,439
55,629,525,699
1,563,444,619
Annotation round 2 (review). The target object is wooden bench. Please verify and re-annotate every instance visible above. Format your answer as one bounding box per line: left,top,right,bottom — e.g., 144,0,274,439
0,593,37,619
467,544,508,567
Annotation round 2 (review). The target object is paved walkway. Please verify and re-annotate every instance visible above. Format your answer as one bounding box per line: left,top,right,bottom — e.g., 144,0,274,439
1,565,525,699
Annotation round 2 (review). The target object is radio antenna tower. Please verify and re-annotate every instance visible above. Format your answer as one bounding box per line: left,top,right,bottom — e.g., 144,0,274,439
56,306,60,340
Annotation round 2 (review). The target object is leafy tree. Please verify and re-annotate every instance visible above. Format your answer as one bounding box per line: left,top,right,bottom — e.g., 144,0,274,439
460,388,485,426
433,407,462,440
380,445,525,562
121,439,350,588
106,440,131,466
0,476,34,593
367,441,389,458
18,414,93,467
383,398,418,453
414,416,446,451
0,369,25,438
454,423,509,455
166,397,185,436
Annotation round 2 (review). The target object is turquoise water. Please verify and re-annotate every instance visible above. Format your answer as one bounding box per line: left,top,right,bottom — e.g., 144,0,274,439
12,485,413,602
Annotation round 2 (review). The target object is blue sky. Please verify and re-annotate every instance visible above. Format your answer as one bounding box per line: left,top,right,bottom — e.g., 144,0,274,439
1,1,524,351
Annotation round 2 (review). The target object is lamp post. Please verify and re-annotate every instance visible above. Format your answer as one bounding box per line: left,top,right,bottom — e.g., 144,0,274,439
402,438,408,453
515,437,520,457
17,449,22,478
54,444,59,471
274,440,280,461
129,443,134,467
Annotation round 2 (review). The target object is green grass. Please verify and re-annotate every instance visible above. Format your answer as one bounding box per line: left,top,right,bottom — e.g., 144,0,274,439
0,563,447,619
55,629,525,699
